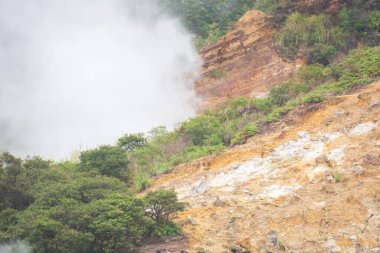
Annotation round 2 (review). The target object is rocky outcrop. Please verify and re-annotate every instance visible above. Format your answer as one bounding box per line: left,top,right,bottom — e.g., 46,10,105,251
195,0,344,110
195,10,300,110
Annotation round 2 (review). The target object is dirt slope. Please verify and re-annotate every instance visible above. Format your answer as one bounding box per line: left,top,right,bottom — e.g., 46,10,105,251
144,80,380,253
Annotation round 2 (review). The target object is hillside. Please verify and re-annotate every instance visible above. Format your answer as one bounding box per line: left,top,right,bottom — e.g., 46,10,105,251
144,79,380,252
0,1,379,253
195,9,298,109
194,0,378,110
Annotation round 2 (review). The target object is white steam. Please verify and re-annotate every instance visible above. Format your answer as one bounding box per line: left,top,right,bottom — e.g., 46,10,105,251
0,0,201,159
0,241,31,253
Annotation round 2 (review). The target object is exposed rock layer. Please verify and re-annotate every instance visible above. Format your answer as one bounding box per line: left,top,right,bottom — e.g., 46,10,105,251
195,0,343,110
195,10,299,110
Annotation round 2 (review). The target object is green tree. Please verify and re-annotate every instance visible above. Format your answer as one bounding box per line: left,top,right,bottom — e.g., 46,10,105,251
144,189,185,223
0,153,31,211
180,115,225,146
117,133,147,152
79,146,129,180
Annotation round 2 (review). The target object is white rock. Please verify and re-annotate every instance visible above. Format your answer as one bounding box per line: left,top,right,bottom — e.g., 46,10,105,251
327,146,346,164
256,185,300,199
188,215,197,225
314,201,327,209
298,131,310,139
324,239,341,252
191,180,208,196
353,165,364,176
350,122,377,136
334,111,345,117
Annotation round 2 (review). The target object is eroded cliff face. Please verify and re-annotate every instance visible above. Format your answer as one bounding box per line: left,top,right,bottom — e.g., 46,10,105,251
195,0,344,110
195,10,299,110
143,80,380,252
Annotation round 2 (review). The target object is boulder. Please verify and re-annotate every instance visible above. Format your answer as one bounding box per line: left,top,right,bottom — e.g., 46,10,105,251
324,239,341,252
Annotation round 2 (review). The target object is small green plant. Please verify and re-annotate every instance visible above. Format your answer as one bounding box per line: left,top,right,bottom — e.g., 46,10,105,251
333,171,343,183
303,91,324,103
210,68,226,79
153,222,182,238
278,240,286,251
232,122,259,144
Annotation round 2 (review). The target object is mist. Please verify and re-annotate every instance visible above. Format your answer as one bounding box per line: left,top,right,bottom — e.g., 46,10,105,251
0,241,31,253
0,0,201,159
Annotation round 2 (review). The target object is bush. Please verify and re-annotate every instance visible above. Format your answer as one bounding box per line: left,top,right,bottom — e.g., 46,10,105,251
303,91,324,103
153,222,181,237
144,189,185,224
132,172,151,192
332,46,380,90
117,133,147,152
275,13,348,58
296,64,326,86
232,122,259,144
307,43,337,65
369,10,380,31
339,7,367,34
9,173,148,253
0,153,31,211
250,98,273,114
79,146,129,180
254,0,278,13
210,68,226,79
269,82,293,106
180,115,225,146
161,0,256,47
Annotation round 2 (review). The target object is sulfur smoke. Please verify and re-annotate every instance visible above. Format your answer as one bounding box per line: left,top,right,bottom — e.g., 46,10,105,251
0,241,31,253
0,0,201,159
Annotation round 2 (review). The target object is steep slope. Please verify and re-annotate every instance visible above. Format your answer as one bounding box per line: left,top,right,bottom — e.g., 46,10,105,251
145,80,380,252
195,9,299,110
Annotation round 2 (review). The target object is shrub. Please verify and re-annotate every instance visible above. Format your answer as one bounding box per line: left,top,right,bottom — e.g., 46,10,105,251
332,46,380,90
210,68,226,79
339,7,366,34
11,174,148,253
307,43,337,65
0,153,31,211
275,13,348,58
254,0,278,13
303,91,324,103
241,122,259,138
180,115,224,146
153,222,181,237
79,146,129,180
269,82,293,106
250,98,273,114
216,97,250,122
117,133,147,152
296,64,326,86
232,122,259,144
144,189,185,224
133,172,151,192
369,10,380,31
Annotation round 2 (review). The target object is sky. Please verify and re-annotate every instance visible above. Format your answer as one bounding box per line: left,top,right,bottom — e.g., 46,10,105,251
0,0,201,159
